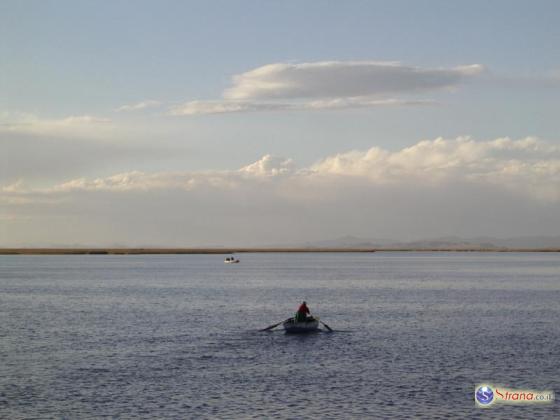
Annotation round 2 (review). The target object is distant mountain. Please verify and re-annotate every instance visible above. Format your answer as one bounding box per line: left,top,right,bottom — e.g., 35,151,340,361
298,235,560,250
302,235,397,249
482,236,560,249
4,235,560,250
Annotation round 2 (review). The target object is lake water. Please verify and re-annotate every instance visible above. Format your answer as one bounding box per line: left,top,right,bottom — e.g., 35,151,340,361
1,252,559,418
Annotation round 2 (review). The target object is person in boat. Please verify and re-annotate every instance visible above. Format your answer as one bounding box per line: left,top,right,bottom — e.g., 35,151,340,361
295,301,311,322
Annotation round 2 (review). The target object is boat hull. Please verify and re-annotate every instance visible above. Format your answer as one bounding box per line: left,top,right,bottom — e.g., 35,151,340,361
282,318,320,333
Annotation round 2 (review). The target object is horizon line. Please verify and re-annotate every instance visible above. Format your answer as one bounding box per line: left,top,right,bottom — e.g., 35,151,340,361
1,247,560,255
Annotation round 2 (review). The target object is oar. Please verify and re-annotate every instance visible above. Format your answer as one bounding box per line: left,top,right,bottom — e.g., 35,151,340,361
320,320,333,332
261,318,291,332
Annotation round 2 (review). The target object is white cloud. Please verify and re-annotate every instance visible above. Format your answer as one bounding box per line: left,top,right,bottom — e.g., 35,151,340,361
0,112,112,138
169,97,434,115
169,100,288,116
46,170,245,193
311,137,560,199
5,137,559,202
40,155,295,193
115,100,162,112
1,180,25,193
3,137,560,245
169,61,481,116
224,61,484,100
239,155,295,177
301,97,434,110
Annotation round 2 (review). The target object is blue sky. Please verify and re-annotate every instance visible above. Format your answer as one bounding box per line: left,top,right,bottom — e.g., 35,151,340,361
3,1,559,109
1,1,560,246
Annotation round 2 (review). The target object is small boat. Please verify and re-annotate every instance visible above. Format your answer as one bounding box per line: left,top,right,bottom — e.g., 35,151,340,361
282,317,320,333
224,257,240,263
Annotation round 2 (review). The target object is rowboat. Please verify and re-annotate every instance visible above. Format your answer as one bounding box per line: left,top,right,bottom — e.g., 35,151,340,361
282,317,320,333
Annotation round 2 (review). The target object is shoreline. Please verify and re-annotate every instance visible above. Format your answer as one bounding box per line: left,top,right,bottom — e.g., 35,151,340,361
0,248,559,255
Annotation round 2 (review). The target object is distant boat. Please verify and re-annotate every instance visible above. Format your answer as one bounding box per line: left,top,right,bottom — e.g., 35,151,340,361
224,257,240,263
282,317,320,333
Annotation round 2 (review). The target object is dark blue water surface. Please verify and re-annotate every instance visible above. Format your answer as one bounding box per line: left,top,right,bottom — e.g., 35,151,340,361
1,252,559,418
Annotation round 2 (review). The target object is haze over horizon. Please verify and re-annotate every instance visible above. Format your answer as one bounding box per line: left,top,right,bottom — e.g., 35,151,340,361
2,1,560,247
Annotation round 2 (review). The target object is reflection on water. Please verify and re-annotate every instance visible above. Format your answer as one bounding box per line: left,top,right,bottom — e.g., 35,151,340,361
1,252,559,418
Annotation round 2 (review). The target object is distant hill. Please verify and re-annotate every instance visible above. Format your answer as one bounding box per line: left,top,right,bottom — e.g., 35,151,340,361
5,235,560,251
299,235,560,250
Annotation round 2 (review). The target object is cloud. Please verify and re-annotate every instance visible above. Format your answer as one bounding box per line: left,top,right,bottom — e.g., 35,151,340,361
48,171,206,193
0,112,112,138
224,61,484,100
6,137,559,201
239,155,295,177
3,137,560,246
115,100,162,112
169,97,435,115
301,97,435,110
311,137,560,199
34,155,295,193
1,180,25,193
169,100,288,116
0,129,184,187
169,61,481,116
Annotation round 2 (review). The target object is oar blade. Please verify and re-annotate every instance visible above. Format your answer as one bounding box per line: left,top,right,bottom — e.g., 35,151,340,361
320,320,334,332
260,322,281,332
260,318,290,332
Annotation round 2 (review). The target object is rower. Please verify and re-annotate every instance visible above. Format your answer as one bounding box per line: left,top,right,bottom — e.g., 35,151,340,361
295,301,310,322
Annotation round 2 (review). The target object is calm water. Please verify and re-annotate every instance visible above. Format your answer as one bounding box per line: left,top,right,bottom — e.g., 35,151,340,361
1,252,559,419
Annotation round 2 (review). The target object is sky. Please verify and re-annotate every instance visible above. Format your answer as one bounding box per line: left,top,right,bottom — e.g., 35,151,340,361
1,0,560,246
